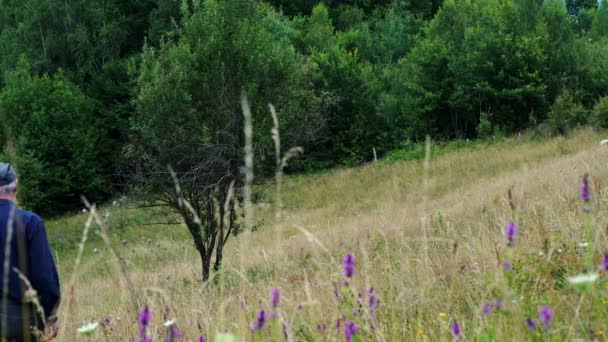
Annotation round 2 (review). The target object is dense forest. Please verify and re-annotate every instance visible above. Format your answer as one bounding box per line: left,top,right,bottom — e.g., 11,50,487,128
1,0,608,216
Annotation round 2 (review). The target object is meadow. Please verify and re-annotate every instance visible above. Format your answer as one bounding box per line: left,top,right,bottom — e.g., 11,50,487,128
49,128,608,341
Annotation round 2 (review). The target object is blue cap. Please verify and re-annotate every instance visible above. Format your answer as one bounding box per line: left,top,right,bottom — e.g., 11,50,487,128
0,163,16,186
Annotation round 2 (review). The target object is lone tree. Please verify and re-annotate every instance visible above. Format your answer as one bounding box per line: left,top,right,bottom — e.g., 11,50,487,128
127,0,327,282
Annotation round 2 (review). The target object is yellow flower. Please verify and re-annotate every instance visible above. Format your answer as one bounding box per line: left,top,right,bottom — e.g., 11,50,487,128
439,312,446,317
417,329,424,336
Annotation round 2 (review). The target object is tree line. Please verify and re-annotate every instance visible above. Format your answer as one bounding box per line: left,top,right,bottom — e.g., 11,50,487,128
1,0,608,217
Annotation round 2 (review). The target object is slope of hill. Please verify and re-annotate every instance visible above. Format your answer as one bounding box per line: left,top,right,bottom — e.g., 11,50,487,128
50,129,608,341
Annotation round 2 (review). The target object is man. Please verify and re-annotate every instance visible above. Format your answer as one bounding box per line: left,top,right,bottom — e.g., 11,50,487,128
0,163,60,341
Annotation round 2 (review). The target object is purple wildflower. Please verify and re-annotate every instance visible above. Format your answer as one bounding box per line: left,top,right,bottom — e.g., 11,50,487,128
368,287,379,313
282,322,289,339
502,261,512,272
451,320,463,340
580,174,591,203
252,310,267,332
602,253,608,271
138,306,151,337
539,306,554,329
505,222,519,246
271,288,281,308
344,321,359,342
317,324,327,331
526,318,537,331
343,254,356,278
198,337,206,342
493,299,504,310
165,325,185,341
297,304,303,311
482,304,493,315
197,322,203,332
252,312,266,331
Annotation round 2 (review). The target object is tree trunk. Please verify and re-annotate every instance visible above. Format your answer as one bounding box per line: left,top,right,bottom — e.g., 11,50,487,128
214,200,225,274
183,214,209,283
201,250,211,282
214,245,223,274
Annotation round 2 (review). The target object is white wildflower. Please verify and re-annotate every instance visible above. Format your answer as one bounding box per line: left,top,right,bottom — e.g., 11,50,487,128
77,322,99,336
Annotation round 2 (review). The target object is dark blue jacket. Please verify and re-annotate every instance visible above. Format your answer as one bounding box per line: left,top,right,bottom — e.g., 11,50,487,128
0,199,60,318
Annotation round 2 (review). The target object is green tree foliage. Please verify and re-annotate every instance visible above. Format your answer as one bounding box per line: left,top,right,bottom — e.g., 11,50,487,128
0,0,180,187
292,3,423,164
580,38,608,100
395,0,547,138
566,0,598,17
591,1,608,40
0,59,105,215
540,1,585,100
129,0,328,281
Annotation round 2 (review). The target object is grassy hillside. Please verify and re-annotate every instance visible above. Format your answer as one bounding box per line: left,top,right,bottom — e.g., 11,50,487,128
51,129,608,341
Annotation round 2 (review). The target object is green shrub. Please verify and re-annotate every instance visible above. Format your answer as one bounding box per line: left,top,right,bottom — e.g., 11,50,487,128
546,90,588,134
590,96,608,128
477,112,493,139
0,58,106,215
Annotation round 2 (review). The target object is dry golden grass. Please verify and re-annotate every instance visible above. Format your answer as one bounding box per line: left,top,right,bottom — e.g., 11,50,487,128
56,128,608,341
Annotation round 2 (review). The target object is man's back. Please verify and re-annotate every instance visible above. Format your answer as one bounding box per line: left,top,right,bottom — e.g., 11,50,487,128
0,198,61,338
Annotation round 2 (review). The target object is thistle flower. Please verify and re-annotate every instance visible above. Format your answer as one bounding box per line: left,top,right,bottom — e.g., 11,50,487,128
505,222,518,246
343,253,356,278
271,288,281,308
252,310,267,332
526,318,537,331
580,174,591,203
502,261,512,272
539,306,553,329
345,321,359,342
451,320,463,340
493,299,504,310
602,253,608,271
198,337,206,342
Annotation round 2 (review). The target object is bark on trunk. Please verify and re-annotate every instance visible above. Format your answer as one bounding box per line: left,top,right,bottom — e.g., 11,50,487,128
201,250,211,282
